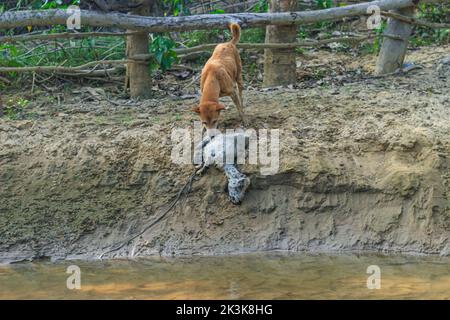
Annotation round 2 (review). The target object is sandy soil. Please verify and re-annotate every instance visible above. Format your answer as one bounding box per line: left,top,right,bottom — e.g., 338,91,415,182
0,45,449,263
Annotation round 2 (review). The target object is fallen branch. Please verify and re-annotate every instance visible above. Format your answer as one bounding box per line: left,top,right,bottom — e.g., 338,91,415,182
0,75,11,84
0,59,129,73
132,35,373,61
0,31,138,44
381,11,450,29
56,67,121,77
382,33,404,41
240,35,372,48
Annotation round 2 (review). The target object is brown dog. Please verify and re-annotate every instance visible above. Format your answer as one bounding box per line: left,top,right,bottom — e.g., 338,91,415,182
192,23,245,134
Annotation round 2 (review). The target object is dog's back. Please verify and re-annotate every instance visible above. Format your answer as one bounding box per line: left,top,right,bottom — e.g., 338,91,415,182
209,23,240,60
202,24,241,90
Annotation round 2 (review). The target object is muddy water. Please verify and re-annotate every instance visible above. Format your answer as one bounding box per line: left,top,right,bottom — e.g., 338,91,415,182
0,253,449,299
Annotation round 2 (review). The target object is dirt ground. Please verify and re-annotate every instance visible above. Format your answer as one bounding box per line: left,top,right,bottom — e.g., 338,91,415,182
0,45,449,263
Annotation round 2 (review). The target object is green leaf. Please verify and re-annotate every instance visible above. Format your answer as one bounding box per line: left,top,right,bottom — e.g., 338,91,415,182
149,35,178,72
210,9,225,14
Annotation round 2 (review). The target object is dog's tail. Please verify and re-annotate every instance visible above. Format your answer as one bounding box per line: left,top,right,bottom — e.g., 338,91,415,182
229,23,241,45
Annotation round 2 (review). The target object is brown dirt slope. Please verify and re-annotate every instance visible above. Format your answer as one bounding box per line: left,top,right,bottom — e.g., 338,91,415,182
0,45,449,262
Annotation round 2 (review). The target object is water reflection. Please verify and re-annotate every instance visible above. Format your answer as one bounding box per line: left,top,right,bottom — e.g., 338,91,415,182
0,253,449,299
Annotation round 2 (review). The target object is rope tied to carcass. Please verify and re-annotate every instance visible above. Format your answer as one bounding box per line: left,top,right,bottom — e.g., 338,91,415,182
98,132,251,259
98,168,200,259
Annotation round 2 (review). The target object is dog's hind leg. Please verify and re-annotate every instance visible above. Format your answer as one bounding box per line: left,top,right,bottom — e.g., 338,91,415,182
231,89,247,126
235,52,244,108
237,78,244,109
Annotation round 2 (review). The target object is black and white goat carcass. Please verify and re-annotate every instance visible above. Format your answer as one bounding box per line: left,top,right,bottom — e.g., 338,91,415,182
194,132,252,205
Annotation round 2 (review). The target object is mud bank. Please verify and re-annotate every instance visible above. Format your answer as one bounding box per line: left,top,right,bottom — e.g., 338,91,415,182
0,46,449,263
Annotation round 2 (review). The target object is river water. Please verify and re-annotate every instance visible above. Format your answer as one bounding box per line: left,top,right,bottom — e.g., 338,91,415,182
0,253,449,299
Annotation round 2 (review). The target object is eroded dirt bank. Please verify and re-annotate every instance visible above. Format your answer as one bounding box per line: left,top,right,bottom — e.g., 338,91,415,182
0,46,449,263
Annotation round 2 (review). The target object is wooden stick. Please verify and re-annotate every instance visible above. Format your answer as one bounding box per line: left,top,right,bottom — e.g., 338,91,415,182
131,35,373,61
56,68,120,77
380,10,450,29
0,75,11,84
0,31,139,44
0,60,129,73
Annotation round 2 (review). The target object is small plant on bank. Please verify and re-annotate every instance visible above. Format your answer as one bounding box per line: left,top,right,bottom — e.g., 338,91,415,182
150,36,178,72
372,20,388,54
253,0,269,13
1,97,30,120
163,0,190,17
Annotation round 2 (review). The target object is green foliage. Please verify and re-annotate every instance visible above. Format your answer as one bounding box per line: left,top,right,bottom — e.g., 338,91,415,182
163,0,190,17
1,97,30,120
1,30,127,84
372,20,387,54
0,44,22,67
253,0,268,13
181,29,225,47
210,9,225,14
27,0,79,9
240,28,265,43
298,27,308,40
150,36,178,72
0,44,23,82
410,3,449,46
313,0,335,29
418,3,449,22
316,0,333,9
206,0,268,14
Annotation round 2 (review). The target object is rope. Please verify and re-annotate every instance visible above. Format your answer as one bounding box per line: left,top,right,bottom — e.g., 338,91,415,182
98,168,200,259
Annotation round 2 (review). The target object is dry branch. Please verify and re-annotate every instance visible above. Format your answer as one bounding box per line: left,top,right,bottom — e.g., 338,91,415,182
0,60,129,73
0,31,138,43
131,35,372,61
381,11,450,29
0,0,438,32
57,67,122,77
0,75,11,84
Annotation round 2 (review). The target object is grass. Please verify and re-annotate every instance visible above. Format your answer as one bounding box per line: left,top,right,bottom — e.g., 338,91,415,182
0,28,127,88
1,96,30,119
119,115,134,125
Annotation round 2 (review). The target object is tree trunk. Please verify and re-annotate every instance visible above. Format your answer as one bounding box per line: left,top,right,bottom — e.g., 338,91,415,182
0,1,433,32
375,6,415,75
126,2,152,98
263,0,298,87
